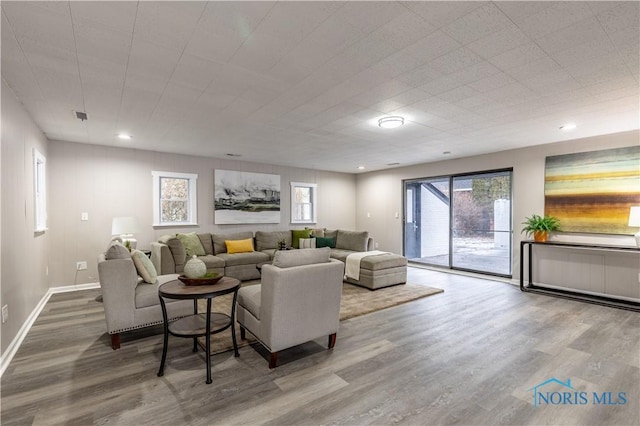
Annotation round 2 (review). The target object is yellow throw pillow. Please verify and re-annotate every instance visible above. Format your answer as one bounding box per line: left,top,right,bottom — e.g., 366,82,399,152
225,238,254,254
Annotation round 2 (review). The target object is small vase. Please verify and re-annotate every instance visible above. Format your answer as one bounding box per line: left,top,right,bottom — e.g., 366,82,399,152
533,231,548,242
184,255,207,278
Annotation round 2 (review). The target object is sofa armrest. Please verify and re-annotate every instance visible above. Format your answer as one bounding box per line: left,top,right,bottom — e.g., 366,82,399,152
97,255,138,334
150,242,176,275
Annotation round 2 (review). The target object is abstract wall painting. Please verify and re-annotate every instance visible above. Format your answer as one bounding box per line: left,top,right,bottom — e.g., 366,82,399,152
215,170,280,224
544,145,640,234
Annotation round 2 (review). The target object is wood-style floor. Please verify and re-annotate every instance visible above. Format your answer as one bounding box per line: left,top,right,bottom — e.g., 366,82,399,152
1,267,638,425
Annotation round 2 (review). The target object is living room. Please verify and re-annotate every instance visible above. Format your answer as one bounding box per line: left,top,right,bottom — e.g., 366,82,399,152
2,1,639,424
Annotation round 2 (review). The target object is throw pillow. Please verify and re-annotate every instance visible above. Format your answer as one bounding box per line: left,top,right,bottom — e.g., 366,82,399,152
315,236,336,248
306,227,325,237
131,249,158,284
299,238,316,249
105,241,131,260
291,229,312,249
226,238,255,254
177,232,206,257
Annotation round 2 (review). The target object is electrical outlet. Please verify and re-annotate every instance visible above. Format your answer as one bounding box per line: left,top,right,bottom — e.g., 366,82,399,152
77,261,87,271
2,305,8,324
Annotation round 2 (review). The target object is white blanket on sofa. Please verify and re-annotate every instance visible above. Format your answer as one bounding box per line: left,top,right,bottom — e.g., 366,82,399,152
344,250,390,281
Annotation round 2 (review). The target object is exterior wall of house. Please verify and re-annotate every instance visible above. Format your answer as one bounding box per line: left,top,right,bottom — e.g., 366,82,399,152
1,81,51,356
356,130,640,281
47,140,357,287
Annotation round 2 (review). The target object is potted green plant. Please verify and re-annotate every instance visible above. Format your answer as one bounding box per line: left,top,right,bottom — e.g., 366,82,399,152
521,214,561,242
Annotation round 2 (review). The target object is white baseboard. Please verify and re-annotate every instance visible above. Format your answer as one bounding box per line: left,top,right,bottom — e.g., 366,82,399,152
0,282,100,377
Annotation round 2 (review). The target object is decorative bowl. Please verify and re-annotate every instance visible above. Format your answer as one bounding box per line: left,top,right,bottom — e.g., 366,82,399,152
178,274,223,286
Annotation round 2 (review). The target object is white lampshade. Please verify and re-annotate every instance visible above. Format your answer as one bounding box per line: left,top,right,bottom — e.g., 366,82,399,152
111,217,142,249
628,207,640,247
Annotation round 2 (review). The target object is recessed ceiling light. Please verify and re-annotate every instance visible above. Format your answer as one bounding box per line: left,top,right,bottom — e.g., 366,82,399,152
357,166,365,170
560,123,576,131
378,116,404,129
118,133,132,140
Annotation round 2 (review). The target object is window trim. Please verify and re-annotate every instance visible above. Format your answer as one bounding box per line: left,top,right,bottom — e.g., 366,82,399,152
290,182,317,224
152,171,198,227
33,148,47,232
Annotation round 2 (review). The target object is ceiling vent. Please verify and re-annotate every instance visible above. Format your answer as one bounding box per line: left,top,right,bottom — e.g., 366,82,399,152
75,111,88,121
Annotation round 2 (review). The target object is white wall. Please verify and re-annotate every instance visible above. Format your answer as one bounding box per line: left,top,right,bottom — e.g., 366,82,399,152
356,130,640,279
1,80,50,355
48,140,357,287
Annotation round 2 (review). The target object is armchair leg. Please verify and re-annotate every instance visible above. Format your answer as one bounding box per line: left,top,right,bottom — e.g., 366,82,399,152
240,326,246,340
328,333,337,349
269,352,278,369
110,333,121,350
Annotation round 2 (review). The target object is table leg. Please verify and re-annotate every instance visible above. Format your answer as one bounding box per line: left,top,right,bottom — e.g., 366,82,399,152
205,298,212,384
192,300,198,352
157,296,169,377
231,289,239,357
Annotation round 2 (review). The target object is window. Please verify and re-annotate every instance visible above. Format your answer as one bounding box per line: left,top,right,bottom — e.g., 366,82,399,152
290,182,317,224
152,171,198,226
33,148,47,232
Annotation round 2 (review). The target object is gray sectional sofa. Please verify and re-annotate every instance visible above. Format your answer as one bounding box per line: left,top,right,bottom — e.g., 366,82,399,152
151,229,375,282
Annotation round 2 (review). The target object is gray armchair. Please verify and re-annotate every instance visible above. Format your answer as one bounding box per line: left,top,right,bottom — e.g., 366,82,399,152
236,247,344,368
97,253,192,349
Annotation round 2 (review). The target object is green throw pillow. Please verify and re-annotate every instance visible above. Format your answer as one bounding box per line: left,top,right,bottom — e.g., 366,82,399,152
291,229,312,249
315,236,336,248
177,232,206,257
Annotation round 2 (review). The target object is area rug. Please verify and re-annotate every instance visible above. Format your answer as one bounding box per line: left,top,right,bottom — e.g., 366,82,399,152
199,281,443,355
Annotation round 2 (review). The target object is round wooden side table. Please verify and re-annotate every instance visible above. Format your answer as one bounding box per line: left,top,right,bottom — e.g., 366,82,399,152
157,276,240,384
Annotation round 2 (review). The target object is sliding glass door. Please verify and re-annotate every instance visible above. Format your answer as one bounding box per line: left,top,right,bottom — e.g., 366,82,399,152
403,169,512,277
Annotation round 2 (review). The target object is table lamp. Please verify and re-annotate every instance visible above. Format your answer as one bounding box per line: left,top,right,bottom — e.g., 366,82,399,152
628,206,640,247
111,216,142,249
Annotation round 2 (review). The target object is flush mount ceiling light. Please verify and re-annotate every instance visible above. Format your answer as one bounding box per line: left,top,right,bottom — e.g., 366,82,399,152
117,133,132,140
357,166,366,170
560,123,576,131
378,116,404,129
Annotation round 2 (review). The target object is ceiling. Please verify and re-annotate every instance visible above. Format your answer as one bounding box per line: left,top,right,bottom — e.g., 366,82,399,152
2,1,639,174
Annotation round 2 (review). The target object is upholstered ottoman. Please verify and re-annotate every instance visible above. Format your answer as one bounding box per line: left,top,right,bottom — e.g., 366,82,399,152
344,253,407,290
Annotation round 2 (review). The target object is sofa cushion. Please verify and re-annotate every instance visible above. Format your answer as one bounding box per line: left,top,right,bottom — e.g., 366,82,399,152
216,251,269,266
199,254,225,269
213,231,254,254
315,236,336,248
255,231,292,251
237,285,261,320
272,247,331,268
198,233,214,255
177,232,206,257
324,229,338,240
131,249,158,284
328,249,354,263
135,274,178,308
226,238,255,254
291,229,312,249
105,241,131,260
336,230,369,252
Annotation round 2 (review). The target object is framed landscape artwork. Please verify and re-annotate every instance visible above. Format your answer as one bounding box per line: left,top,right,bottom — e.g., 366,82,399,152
544,145,640,234
214,170,280,224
